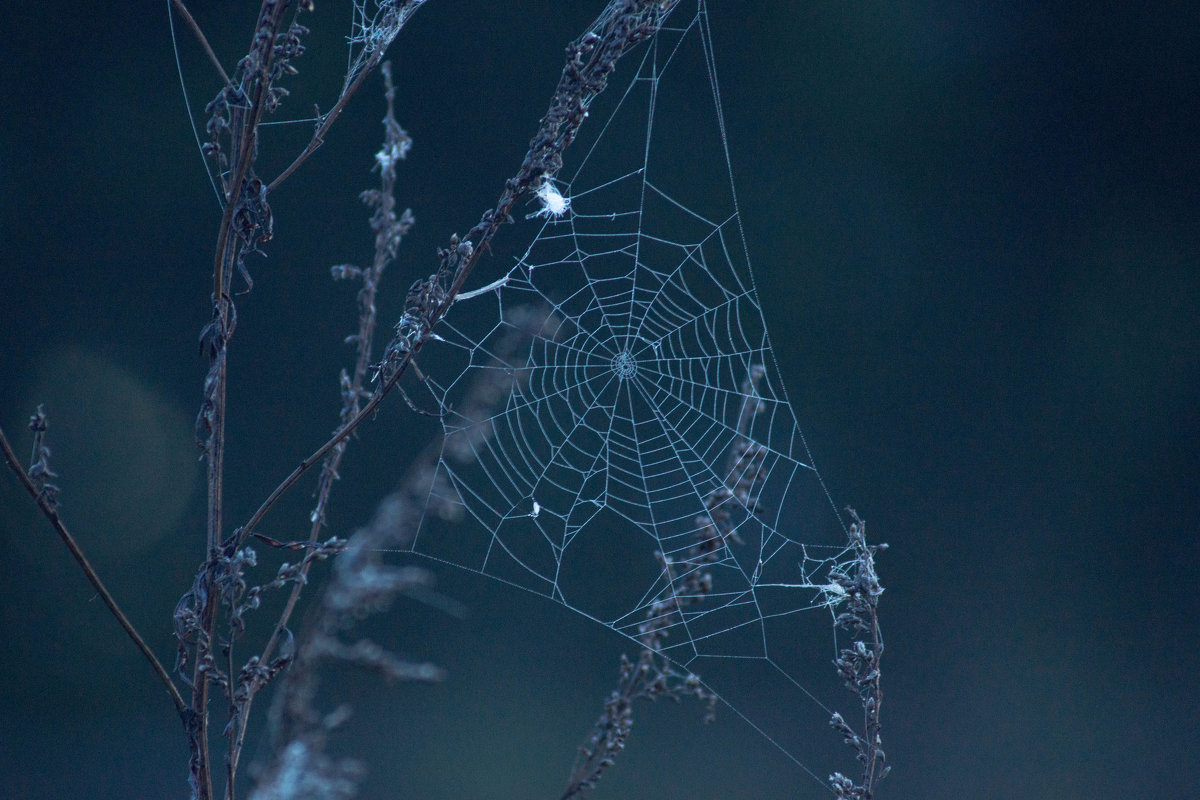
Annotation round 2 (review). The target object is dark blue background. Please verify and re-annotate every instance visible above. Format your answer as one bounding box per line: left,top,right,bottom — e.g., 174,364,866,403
1,1,1197,798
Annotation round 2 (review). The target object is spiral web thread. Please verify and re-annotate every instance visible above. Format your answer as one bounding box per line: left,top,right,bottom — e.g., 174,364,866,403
403,2,859,784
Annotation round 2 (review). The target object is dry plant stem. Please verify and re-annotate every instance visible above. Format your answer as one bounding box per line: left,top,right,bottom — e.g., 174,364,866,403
0,425,186,716
171,0,232,87
194,6,293,799
829,511,887,799
209,2,282,305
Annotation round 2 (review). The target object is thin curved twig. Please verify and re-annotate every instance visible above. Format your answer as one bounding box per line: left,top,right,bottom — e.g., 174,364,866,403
170,0,232,87
0,424,186,717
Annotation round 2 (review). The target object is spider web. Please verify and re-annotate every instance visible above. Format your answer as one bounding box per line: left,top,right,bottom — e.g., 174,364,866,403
404,1,860,787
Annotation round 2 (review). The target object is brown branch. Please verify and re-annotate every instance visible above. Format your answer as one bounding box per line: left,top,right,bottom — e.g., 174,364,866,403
194,7,295,799
0,423,186,718
170,0,232,87
266,1,426,194
265,60,364,194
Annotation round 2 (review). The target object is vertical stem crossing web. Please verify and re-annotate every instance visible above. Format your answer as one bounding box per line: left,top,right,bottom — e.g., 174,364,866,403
392,1,866,791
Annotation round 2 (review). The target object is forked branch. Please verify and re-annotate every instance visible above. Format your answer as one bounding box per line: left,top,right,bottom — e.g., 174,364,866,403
236,0,683,548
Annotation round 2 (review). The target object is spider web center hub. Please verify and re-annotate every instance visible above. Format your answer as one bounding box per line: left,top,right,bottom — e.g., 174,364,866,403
611,349,638,380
